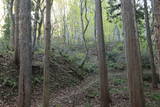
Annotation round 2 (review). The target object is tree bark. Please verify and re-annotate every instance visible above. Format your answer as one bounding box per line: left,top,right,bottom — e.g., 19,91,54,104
14,0,20,66
95,0,110,107
42,0,52,107
17,0,32,106
143,0,158,88
154,0,160,79
121,0,145,107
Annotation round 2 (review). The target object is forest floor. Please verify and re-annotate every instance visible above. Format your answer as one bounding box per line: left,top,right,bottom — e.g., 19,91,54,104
48,72,160,107
0,51,160,107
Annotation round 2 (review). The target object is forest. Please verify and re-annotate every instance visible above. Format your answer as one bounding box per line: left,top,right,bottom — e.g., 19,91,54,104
0,0,160,107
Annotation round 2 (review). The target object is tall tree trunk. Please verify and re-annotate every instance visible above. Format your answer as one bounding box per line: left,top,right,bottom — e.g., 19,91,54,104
154,0,160,79
43,0,52,107
9,0,15,49
95,0,110,107
14,0,20,66
18,0,32,106
121,0,145,107
143,0,158,88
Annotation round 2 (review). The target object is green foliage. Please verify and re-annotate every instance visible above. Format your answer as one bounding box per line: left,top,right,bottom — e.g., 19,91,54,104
108,62,125,70
150,93,160,101
113,78,126,85
68,52,85,64
34,48,44,54
1,71,44,89
32,74,43,85
83,62,97,73
105,0,121,23
0,76,17,88
107,42,126,70
0,14,11,52
0,38,10,52
105,41,153,70
109,88,119,93
2,15,11,40
146,91,160,101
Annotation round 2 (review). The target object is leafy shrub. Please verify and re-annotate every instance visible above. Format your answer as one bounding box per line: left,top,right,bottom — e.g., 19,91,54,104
0,76,17,88
107,42,126,71
83,63,97,73
0,14,11,52
68,52,85,64
113,78,126,85
146,91,160,101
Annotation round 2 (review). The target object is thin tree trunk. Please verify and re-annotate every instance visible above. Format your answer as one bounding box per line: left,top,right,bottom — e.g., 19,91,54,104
151,0,155,34
37,19,43,41
121,0,145,107
37,6,45,46
63,7,67,45
94,10,98,54
9,0,15,49
95,0,110,107
14,0,20,66
18,0,32,106
143,0,158,88
79,0,89,68
32,0,40,52
42,0,52,107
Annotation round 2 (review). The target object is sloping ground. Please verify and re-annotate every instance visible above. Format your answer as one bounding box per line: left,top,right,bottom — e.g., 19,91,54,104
48,72,160,107
0,53,88,107
49,73,99,107
0,52,160,107
47,72,129,107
